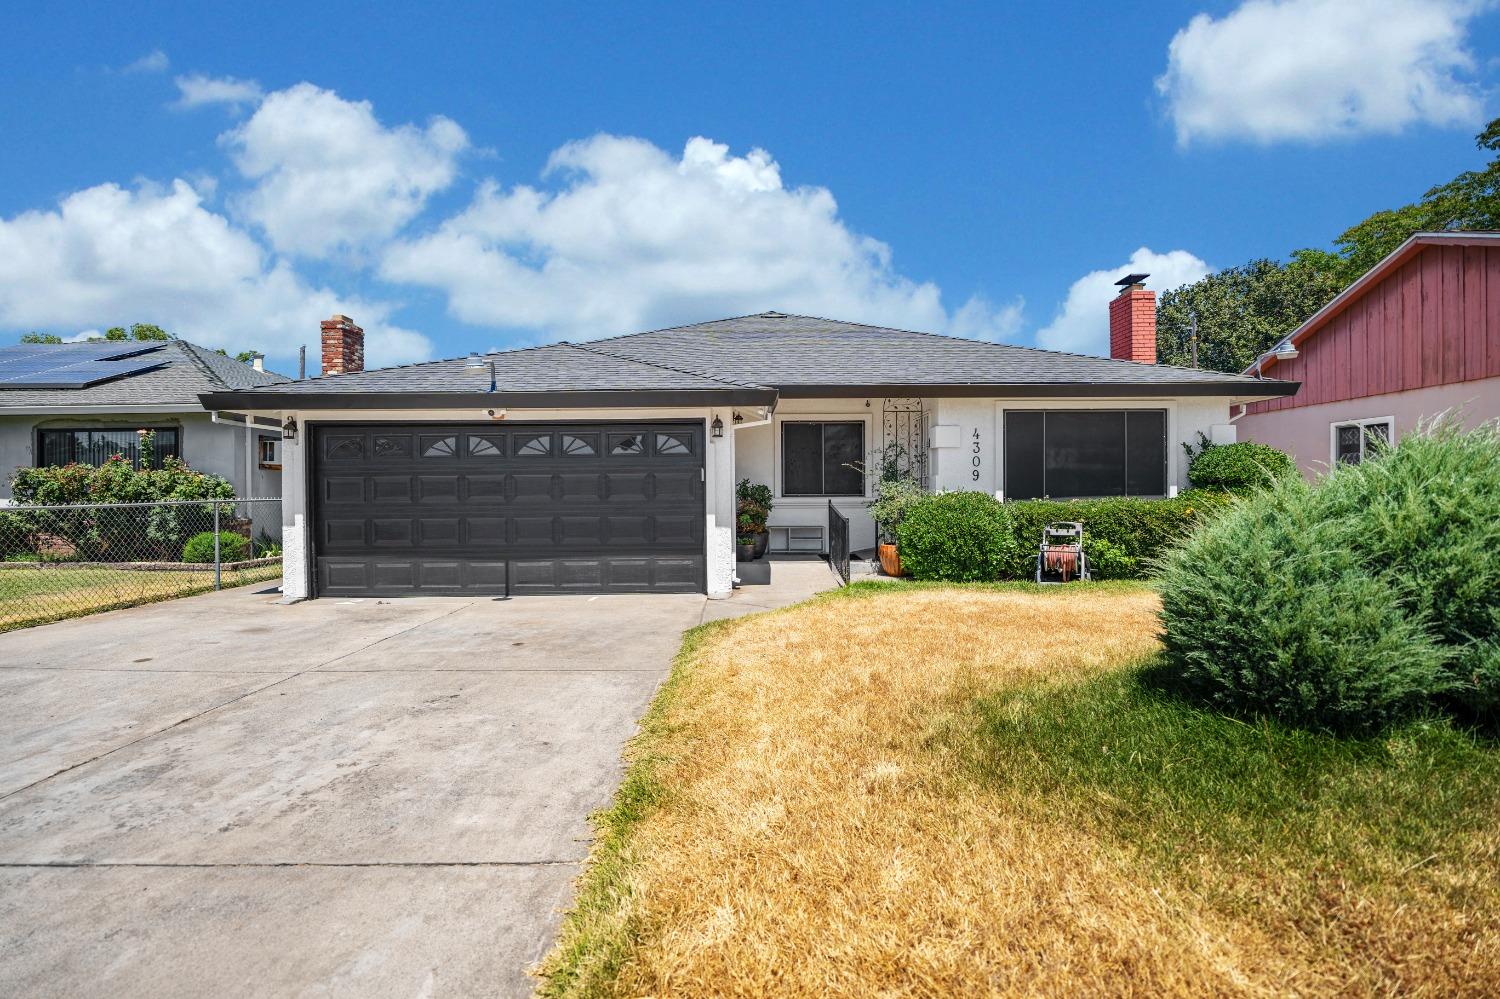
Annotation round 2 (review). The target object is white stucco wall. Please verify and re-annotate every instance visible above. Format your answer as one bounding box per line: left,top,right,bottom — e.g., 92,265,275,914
0,410,279,501
928,396,1236,497
1237,376,1500,478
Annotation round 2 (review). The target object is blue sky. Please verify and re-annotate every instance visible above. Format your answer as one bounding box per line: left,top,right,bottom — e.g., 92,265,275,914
1,0,1496,370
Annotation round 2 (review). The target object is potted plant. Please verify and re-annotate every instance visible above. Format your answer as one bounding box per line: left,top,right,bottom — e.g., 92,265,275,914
867,475,924,577
736,479,774,559
735,533,757,562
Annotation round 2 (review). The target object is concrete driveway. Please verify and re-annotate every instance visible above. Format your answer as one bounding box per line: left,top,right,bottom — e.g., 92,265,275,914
0,562,835,998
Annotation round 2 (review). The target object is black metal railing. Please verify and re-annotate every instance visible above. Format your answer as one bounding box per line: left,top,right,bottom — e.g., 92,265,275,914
827,500,850,585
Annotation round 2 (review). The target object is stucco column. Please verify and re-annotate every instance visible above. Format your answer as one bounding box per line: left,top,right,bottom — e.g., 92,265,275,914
705,409,736,599
279,412,311,603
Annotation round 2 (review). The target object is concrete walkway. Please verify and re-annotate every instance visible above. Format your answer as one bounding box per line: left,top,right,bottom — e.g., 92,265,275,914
0,560,837,998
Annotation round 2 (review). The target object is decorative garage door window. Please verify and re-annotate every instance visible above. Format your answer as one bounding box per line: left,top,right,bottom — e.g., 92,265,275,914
420,436,457,458
609,433,645,455
325,435,364,459
468,435,503,457
1003,410,1167,499
655,432,693,456
515,433,552,456
562,434,597,456
375,435,410,457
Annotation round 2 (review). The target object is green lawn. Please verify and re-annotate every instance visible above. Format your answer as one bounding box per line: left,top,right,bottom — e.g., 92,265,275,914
0,563,281,632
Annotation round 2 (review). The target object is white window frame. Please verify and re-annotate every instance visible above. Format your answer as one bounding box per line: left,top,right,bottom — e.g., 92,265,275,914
1329,416,1395,465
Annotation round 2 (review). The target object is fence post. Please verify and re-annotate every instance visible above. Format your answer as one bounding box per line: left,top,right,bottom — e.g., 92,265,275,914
213,499,222,591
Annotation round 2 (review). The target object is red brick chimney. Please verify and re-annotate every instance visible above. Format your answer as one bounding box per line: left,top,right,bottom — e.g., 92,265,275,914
320,314,364,376
1108,273,1156,364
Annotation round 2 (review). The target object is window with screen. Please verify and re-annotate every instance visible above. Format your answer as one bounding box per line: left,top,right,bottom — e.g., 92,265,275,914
781,421,865,496
1332,418,1393,465
36,427,182,470
1003,410,1166,499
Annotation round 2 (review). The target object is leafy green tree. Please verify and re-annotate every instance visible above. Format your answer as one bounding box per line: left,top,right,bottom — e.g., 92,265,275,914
1156,259,1343,373
101,324,171,341
19,332,62,344
1293,117,1500,285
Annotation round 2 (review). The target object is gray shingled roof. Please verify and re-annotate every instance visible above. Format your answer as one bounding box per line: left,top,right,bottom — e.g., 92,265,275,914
592,313,1273,390
0,341,289,408
207,311,1295,408
256,341,758,395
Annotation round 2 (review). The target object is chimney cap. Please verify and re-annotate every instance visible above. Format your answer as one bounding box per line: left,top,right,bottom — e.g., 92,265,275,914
1115,273,1150,288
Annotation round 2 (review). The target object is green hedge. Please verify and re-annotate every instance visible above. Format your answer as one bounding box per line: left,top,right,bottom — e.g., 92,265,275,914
896,491,1018,582
1187,440,1295,491
999,491,1234,580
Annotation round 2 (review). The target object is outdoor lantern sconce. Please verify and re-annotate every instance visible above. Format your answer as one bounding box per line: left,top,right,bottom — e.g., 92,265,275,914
282,415,298,442
711,416,725,439
464,351,498,392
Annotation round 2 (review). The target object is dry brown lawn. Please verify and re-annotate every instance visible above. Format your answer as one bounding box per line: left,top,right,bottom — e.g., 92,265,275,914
537,583,1500,998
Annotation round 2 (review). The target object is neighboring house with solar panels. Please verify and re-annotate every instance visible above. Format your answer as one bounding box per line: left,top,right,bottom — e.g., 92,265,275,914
0,339,289,501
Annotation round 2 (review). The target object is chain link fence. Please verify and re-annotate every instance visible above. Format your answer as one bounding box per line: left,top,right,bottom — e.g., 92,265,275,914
0,498,282,633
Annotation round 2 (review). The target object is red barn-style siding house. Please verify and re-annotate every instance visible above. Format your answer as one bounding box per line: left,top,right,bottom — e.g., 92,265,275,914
1237,232,1500,475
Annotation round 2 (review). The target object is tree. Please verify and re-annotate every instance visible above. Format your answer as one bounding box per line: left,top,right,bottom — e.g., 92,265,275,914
214,348,263,363
1156,259,1343,373
100,324,171,342
19,332,62,344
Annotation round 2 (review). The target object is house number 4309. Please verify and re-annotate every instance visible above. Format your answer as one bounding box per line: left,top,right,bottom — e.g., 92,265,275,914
971,428,982,481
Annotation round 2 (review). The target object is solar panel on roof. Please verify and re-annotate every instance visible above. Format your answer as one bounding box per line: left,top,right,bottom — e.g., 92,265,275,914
0,354,169,389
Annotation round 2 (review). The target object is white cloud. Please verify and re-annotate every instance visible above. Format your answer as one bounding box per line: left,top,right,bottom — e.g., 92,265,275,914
173,74,265,110
1034,248,1211,356
223,83,468,258
1157,0,1488,145
381,134,1021,341
0,179,430,367
124,50,169,74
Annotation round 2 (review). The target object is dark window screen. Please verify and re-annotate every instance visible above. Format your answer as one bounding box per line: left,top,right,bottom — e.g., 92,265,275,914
37,427,181,470
782,421,865,496
1335,424,1363,464
1003,410,1167,499
1125,411,1167,496
1004,411,1045,500
1044,411,1126,498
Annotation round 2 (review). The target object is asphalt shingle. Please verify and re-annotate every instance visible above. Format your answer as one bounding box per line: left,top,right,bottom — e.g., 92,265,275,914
0,341,289,408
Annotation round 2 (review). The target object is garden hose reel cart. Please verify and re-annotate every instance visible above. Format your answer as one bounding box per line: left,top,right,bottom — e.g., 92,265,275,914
1036,521,1090,584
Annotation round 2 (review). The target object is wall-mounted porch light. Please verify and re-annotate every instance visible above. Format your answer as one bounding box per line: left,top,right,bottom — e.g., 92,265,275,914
282,415,298,442
711,416,725,439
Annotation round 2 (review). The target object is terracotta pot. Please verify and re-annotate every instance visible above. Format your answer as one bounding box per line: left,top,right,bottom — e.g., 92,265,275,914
878,542,905,577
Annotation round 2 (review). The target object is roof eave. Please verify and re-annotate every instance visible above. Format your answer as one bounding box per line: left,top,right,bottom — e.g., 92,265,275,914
772,381,1298,399
197,387,779,412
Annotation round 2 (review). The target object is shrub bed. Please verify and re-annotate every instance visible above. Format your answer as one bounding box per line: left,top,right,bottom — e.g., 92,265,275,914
1000,492,1234,580
1187,440,1295,491
896,491,1017,582
1158,422,1500,732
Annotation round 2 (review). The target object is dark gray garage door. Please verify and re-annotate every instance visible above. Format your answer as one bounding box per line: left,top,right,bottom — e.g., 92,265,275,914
311,422,705,596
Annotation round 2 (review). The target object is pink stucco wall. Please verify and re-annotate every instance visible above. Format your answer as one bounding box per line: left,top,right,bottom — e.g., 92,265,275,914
1237,376,1500,477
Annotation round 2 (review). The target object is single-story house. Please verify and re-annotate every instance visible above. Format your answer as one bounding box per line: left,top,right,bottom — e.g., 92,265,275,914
1238,231,1500,474
202,294,1296,600
0,339,288,500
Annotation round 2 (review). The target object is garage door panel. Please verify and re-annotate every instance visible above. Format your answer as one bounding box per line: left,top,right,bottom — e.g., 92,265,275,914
370,476,413,503
467,517,506,545
416,475,459,502
512,516,556,546
511,474,554,501
313,422,704,595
